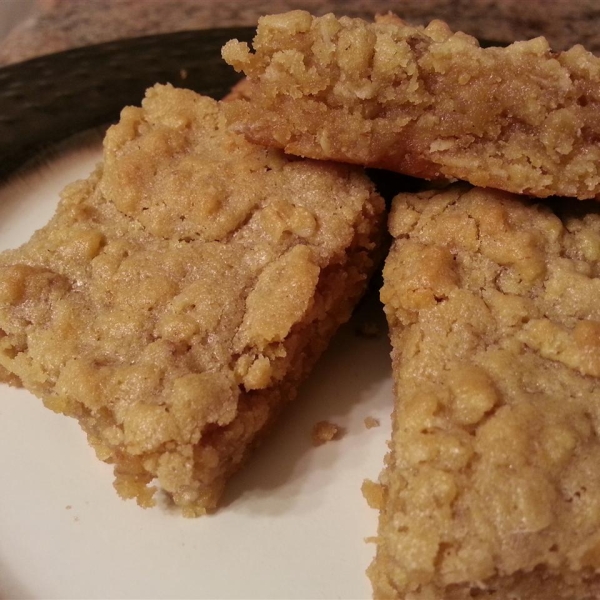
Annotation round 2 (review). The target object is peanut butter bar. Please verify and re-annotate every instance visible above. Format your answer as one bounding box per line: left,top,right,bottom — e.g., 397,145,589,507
0,84,384,516
374,185,600,598
223,11,600,200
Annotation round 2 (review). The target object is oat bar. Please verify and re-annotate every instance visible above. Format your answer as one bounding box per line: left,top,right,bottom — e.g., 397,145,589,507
0,84,384,516
223,11,600,200
374,185,600,598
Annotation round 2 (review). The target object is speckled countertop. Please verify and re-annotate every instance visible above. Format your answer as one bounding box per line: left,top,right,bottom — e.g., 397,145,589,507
1,0,599,66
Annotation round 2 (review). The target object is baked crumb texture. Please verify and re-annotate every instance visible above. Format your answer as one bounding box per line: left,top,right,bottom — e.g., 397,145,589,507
364,416,380,429
311,420,343,446
374,185,600,599
0,84,384,516
223,10,600,200
362,478,384,510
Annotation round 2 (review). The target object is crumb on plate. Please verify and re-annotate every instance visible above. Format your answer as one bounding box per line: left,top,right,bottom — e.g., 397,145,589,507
312,420,344,446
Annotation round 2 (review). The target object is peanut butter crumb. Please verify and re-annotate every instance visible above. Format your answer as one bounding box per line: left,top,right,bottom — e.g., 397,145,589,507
364,416,380,429
311,420,344,446
361,479,384,510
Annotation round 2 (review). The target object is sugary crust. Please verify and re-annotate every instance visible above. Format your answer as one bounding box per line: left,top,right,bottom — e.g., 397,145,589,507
374,185,600,598
223,10,600,200
0,84,384,516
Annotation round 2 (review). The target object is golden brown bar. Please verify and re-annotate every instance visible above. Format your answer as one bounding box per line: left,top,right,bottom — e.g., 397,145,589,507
0,84,384,516
373,185,600,598
223,11,600,200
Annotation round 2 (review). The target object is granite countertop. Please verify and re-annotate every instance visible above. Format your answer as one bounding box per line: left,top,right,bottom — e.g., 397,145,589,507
1,0,599,67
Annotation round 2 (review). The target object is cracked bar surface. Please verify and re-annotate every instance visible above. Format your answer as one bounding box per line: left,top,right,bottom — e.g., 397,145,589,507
223,10,600,200
373,185,600,598
0,84,384,516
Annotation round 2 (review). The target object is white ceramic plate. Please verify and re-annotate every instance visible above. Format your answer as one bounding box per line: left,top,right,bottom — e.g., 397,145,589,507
0,137,393,600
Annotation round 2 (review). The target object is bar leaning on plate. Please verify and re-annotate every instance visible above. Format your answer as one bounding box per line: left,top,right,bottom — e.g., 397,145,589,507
223,10,600,200
0,84,384,516
372,184,600,598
